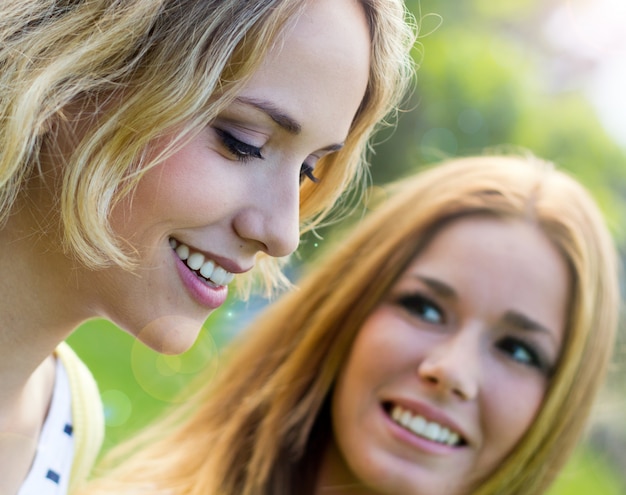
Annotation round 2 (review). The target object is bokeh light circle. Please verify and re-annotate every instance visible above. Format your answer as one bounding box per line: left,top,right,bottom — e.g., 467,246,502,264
129,316,220,403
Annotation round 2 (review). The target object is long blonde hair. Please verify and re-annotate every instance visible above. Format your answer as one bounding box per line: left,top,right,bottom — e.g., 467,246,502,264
87,155,619,494
0,0,416,293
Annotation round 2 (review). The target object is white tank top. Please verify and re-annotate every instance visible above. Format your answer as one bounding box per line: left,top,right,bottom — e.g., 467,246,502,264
18,357,75,495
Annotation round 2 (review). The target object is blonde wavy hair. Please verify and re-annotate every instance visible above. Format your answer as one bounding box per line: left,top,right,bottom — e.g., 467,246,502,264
87,155,620,495
0,0,417,294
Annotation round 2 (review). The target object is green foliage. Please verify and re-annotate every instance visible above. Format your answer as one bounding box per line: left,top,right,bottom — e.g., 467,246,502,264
370,0,626,239
548,449,624,495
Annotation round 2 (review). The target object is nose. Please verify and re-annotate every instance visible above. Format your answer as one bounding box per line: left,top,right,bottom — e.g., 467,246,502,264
417,333,481,401
232,174,300,258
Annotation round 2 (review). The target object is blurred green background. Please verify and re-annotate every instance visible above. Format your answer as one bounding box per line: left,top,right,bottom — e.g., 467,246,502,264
68,0,626,492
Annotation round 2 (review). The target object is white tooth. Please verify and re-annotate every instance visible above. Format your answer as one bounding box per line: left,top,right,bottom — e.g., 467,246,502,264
169,238,177,249
223,272,235,285
448,432,460,446
210,266,228,285
175,244,190,261
391,406,403,421
400,411,412,427
187,252,204,270
409,415,427,436
425,422,441,442
438,427,450,443
199,260,215,279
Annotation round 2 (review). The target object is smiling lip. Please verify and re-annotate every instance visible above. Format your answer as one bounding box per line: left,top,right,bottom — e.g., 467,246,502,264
170,237,250,275
169,237,249,309
173,252,228,309
382,399,468,454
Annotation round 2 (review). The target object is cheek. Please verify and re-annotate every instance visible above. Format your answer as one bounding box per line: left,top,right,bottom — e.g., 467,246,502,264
341,314,409,387
331,322,387,428
482,375,546,461
332,313,417,432
109,146,232,237
136,145,211,208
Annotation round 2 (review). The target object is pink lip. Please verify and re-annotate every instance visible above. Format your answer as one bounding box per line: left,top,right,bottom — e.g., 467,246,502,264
173,251,228,309
381,398,471,455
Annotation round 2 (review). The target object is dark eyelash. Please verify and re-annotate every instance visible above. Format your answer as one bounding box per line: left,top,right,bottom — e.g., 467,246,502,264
497,337,550,374
214,128,263,162
395,293,444,324
300,163,320,184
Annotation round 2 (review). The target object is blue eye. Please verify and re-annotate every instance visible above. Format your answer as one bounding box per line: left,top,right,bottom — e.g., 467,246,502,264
396,294,444,324
300,163,319,184
215,128,263,162
497,338,542,369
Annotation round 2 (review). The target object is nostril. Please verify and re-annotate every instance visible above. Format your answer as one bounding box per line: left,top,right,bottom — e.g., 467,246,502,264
425,375,439,385
453,387,469,400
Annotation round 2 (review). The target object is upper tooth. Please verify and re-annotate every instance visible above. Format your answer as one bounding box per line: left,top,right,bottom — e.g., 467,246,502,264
187,252,205,271
390,406,460,446
409,415,427,436
438,427,451,443
400,410,412,428
173,240,236,286
424,422,441,441
175,244,190,261
448,432,460,445
391,406,403,421
211,266,229,286
199,260,215,279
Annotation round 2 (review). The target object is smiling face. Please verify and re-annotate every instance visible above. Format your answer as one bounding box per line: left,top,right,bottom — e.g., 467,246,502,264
323,216,570,495
52,0,371,352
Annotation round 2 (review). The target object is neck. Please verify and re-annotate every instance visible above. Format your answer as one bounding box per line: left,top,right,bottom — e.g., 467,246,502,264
0,196,89,418
0,177,93,491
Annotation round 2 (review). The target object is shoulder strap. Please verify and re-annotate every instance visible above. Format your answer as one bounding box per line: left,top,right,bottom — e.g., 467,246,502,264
55,342,105,493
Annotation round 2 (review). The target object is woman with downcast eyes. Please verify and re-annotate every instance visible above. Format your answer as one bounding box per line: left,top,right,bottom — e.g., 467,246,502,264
0,0,416,492
86,155,619,495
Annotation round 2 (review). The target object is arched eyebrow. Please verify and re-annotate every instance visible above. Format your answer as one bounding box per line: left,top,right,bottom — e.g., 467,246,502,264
235,96,301,134
234,96,345,153
415,275,457,299
503,311,551,336
503,311,560,349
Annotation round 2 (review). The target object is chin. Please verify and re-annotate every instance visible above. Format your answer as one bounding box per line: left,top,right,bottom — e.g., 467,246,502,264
128,314,206,355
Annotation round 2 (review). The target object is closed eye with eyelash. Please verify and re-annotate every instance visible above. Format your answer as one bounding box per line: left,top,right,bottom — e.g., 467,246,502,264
214,128,263,162
300,163,319,184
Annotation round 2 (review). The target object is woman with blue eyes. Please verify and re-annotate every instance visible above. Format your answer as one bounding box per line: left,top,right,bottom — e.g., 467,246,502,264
0,0,416,493
85,154,619,495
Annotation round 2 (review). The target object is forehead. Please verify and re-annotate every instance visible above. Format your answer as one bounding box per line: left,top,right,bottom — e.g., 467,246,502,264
406,216,567,285
236,0,371,138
